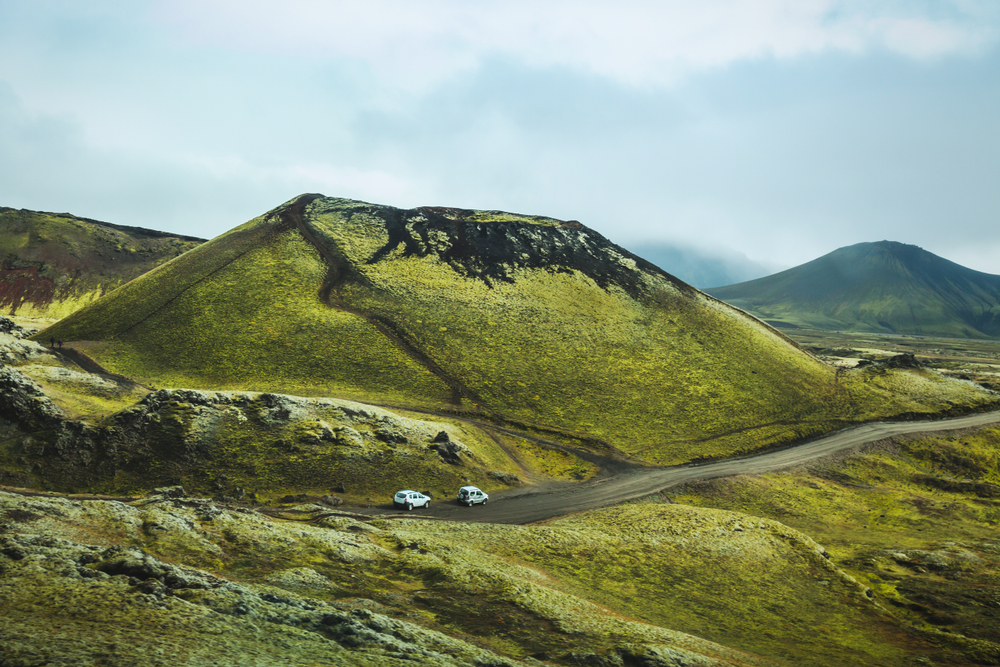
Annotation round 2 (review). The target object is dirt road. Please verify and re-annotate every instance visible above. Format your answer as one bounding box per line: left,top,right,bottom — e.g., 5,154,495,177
358,409,1000,525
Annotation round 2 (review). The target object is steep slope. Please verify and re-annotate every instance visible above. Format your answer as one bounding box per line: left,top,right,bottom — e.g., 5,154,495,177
39,197,998,464
0,207,204,320
707,241,1000,338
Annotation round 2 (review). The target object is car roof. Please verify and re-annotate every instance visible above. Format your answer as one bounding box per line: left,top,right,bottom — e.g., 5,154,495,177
396,490,415,494
459,486,481,492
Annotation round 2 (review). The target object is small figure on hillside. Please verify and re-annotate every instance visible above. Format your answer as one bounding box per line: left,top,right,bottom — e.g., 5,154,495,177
58,339,63,349
50,336,55,347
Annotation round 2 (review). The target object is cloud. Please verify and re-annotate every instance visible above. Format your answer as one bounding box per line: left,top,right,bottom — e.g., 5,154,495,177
151,0,1000,88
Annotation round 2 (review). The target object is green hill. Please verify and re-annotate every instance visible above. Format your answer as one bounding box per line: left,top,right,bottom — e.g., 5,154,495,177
707,241,1000,338
38,197,997,464
0,207,204,321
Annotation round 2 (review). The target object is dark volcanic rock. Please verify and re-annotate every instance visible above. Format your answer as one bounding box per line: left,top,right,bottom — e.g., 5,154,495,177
305,198,694,299
428,441,465,465
0,316,35,339
881,353,922,369
0,365,65,429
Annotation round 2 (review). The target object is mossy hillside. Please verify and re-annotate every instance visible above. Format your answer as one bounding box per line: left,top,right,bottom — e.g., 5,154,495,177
1,490,778,666
42,208,454,408
0,329,557,500
4,487,956,666
308,199,997,463
394,504,936,667
0,207,203,319
387,407,599,481
41,195,999,467
17,364,147,420
668,427,1000,660
0,384,530,499
1,329,145,421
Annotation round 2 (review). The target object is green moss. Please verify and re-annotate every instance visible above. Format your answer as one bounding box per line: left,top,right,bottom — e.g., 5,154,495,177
45,214,453,407
40,197,998,468
317,205,995,463
668,426,1000,660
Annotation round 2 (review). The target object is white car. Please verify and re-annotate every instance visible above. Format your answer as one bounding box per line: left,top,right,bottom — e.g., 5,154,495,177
456,486,488,506
393,490,431,510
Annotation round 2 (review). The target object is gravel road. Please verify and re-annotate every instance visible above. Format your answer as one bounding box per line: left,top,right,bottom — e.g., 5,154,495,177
358,409,1000,525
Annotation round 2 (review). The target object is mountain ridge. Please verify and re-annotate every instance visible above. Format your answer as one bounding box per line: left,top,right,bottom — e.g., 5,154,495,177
0,206,204,320
708,240,1000,338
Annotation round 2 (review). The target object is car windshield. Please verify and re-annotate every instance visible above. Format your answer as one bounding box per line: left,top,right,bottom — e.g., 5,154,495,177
395,492,407,498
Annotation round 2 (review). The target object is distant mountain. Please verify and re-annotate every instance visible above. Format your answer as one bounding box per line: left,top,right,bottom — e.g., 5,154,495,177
0,207,204,319
707,241,1000,338
40,197,990,465
624,242,781,288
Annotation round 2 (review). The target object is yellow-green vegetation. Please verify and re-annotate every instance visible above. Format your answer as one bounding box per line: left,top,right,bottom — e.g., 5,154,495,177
17,364,146,419
0,207,202,319
496,431,598,481
43,205,453,407
0,329,145,421
668,426,1000,663
308,199,997,462
2,488,960,666
0,380,529,499
0,328,534,501
39,196,999,467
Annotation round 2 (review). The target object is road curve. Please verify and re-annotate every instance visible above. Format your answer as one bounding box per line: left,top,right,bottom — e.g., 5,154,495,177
357,409,1000,525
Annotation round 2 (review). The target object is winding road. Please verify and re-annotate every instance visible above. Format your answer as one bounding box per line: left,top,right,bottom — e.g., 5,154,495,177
356,409,1000,524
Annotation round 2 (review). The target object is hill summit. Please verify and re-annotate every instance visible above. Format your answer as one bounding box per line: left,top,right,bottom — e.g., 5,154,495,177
39,198,990,464
708,241,1000,338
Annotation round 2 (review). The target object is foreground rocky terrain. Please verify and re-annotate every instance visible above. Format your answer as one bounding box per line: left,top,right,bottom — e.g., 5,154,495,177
0,484,933,666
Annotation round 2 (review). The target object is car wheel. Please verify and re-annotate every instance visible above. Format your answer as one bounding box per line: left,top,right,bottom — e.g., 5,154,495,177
425,501,430,508
482,498,487,505
406,503,413,511
466,500,472,507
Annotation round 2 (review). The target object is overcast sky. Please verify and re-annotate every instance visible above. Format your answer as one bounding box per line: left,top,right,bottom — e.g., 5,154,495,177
2,1,998,274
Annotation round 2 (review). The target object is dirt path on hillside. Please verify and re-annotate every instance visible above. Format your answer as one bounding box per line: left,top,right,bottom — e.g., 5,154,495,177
4,408,999,526
353,409,1000,524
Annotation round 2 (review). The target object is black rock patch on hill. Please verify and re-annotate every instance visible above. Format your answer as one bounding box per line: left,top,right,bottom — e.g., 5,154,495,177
312,199,694,298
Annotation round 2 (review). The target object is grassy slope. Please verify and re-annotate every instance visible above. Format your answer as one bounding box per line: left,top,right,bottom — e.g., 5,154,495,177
669,427,1000,664
1,329,554,499
42,207,453,407
0,207,203,320
308,200,995,463
39,198,998,466
2,487,959,667
708,241,1000,338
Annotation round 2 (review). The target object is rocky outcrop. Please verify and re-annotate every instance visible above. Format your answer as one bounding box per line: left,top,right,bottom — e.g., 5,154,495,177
0,382,501,496
0,365,65,429
0,490,753,667
0,315,35,339
0,532,525,666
